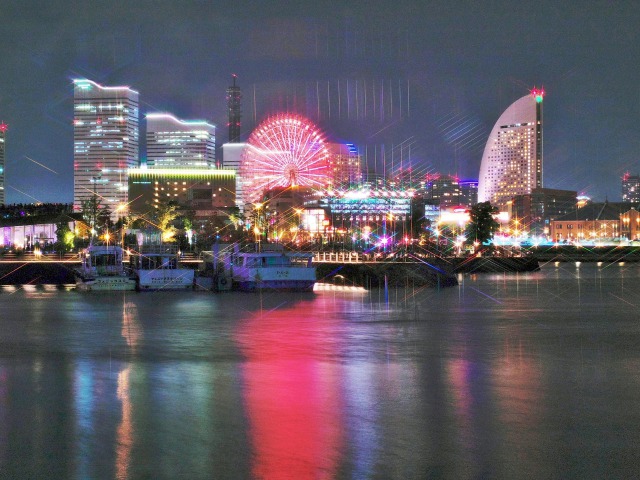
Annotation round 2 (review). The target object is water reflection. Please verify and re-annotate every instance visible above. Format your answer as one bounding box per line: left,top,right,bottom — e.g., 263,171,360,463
235,297,344,479
116,300,139,480
1,265,639,478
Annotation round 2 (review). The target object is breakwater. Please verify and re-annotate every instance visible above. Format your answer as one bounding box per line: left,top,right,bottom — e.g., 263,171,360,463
0,262,78,285
315,256,540,288
529,245,640,263
449,256,540,273
315,261,459,289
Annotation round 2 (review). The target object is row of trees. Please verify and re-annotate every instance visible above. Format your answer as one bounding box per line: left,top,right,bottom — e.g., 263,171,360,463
46,194,500,254
57,196,245,253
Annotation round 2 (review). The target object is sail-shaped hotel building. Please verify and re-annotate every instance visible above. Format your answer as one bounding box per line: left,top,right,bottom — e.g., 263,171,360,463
477,89,544,210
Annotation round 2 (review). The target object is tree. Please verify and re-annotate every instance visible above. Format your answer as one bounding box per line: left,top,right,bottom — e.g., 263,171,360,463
153,201,179,242
80,196,112,241
54,220,74,252
465,201,499,246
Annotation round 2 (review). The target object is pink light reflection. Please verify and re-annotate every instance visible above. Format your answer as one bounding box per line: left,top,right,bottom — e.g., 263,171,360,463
235,300,343,479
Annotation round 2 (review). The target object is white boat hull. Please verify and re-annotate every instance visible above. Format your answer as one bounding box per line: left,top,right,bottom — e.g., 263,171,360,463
232,266,316,292
76,245,135,291
76,276,137,291
136,269,195,291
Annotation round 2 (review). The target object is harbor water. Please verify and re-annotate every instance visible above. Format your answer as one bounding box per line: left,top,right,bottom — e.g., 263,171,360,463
0,262,639,479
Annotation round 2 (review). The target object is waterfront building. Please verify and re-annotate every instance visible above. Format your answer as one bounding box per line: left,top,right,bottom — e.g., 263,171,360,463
478,88,544,210
146,114,215,169
73,79,139,220
620,207,640,240
511,188,577,237
0,122,6,206
622,173,640,203
127,168,235,220
549,201,636,242
321,188,414,246
0,205,80,250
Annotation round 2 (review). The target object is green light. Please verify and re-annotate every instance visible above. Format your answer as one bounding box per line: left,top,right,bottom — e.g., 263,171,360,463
536,95,543,103
128,168,235,179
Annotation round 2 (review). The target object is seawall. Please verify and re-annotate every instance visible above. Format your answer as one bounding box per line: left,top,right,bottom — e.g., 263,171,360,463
315,261,459,289
449,256,540,273
316,256,540,289
0,262,78,285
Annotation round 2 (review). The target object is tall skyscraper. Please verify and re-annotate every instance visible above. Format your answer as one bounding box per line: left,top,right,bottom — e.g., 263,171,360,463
226,74,242,143
73,79,139,218
146,113,215,169
478,88,544,210
0,122,6,206
622,173,640,203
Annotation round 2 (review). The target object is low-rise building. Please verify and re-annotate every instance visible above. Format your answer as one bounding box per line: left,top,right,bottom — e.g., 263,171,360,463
128,168,236,220
549,202,638,242
511,188,577,237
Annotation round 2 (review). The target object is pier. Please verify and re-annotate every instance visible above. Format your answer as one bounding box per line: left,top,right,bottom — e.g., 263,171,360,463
12,245,640,286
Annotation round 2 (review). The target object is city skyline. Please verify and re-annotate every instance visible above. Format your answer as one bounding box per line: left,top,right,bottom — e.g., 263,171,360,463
1,1,639,204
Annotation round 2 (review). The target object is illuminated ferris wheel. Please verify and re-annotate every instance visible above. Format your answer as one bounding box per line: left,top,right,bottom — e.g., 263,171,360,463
240,114,331,204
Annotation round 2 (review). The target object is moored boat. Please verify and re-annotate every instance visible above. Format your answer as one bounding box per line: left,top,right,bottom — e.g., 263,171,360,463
129,245,195,291
75,245,136,291
227,245,316,292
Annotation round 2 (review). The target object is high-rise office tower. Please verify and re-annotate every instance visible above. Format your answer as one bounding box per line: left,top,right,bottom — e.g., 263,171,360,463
146,113,215,169
226,74,242,143
73,79,139,218
0,122,6,205
622,173,640,203
478,88,544,210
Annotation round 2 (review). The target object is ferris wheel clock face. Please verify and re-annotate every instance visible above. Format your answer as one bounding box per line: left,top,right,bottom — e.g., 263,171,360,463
240,114,331,204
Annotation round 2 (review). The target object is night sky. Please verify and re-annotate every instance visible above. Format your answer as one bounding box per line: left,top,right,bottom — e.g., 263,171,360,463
1,0,639,204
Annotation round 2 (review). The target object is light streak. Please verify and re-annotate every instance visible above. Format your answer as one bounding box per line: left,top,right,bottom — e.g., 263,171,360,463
8,185,41,202
24,156,59,174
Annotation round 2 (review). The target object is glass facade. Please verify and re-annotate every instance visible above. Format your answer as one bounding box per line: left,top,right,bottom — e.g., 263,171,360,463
146,113,215,169
73,79,139,219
